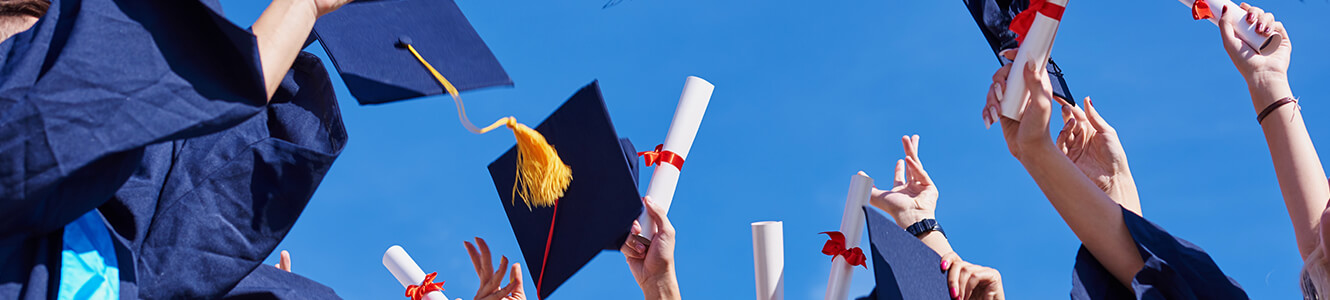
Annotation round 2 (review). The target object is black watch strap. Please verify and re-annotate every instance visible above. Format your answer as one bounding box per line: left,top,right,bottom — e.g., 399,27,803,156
905,219,944,238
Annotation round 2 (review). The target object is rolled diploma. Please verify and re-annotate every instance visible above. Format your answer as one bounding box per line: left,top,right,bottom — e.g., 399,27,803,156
752,221,785,300
383,245,449,300
1000,0,1066,120
637,76,714,240
823,172,873,300
1177,0,1281,55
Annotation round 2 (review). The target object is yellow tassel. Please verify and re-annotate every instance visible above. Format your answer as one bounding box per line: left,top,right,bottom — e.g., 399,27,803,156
404,42,571,209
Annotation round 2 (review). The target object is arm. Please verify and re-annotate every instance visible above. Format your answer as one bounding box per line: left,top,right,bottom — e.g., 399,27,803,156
869,135,1002,299
1219,4,1328,259
252,0,349,101
988,62,1144,288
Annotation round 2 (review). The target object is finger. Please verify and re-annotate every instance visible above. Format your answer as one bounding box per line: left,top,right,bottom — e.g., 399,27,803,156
484,256,510,293
465,241,486,279
904,156,932,186
499,263,524,296
893,159,907,188
279,250,291,272
1271,20,1289,44
947,261,963,299
643,196,674,239
1056,118,1074,154
957,266,972,300
1258,12,1274,35
510,263,525,294
1217,6,1245,56
966,272,988,300
991,64,1012,84
1019,61,1054,138
910,135,921,161
1059,101,1073,123
476,238,494,279
1245,4,1264,24
1081,97,1114,133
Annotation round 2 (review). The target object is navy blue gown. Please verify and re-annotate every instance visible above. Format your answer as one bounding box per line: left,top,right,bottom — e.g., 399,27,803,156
1071,207,1248,299
0,0,346,299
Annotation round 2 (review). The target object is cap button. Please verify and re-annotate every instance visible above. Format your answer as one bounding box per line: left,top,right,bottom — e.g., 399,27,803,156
395,36,413,48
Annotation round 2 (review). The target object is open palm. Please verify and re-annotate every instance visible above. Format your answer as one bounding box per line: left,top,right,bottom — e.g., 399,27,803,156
1056,98,1140,214
872,135,939,228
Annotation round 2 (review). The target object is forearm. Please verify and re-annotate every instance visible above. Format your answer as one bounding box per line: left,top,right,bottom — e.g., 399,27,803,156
641,270,681,300
918,231,955,259
252,0,319,101
1020,145,1143,287
1251,77,1329,259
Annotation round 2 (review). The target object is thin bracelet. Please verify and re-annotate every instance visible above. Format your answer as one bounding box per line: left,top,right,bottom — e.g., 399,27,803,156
1257,97,1298,125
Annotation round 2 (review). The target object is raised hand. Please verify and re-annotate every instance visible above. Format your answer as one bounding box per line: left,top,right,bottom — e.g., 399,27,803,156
871,135,940,229
465,237,525,300
1218,2,1291,85
1055,98,1141,215
941,254,1004,300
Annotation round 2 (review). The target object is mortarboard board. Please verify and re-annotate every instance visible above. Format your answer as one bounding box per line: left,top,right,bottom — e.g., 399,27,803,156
487,81,643,299
861,207,950,300
316,0,575,208
963,0,1075,104
313,0,512,105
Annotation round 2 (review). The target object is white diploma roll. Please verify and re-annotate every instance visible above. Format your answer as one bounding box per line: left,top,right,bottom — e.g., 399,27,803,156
752,221,785,300
1178,0,1281,55
637,76,714,240
383,245,449,300
1000,0,1067,120
824,172,873,300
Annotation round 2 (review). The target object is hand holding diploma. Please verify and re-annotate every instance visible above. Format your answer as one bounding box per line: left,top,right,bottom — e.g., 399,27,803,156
622,196,683,300
1216,3,1292,88
1182,0,1283,55
636,76,714,242
999,0,1067,120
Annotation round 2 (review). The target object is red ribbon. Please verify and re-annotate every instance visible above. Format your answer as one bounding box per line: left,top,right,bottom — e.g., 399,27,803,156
1008,0,1067,44
820,231,867,268
1191,0,1215,20
404,272,445,300
638,144,685,171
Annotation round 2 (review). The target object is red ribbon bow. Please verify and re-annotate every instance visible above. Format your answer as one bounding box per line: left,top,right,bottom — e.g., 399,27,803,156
820,231,867,268
1008,0,1067,44
1191,0,1215,20
638,144,685,171
404,272,445,300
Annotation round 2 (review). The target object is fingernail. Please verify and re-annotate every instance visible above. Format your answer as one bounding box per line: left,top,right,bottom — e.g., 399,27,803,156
989,108,1000,124
950,287,958,298
941,259,950,270
633,240,646,252
1222,6,1227,15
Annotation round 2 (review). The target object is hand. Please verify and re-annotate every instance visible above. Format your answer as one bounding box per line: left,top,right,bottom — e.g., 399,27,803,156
299,0,352,17
983,61,1059,162
621,196,681,300
1219,3,1291,87
464,237,525,300
1055,98,1141,215
941,254,1004,300
273,250,291,272
871,135,940,229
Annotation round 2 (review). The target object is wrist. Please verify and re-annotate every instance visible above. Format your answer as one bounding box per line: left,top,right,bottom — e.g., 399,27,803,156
641,270,681,300
1248,75,1293,108
1015,143,1062,166
892,209,935,230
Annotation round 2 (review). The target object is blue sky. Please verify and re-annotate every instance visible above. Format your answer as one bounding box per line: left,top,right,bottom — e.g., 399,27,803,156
219,0,1330,298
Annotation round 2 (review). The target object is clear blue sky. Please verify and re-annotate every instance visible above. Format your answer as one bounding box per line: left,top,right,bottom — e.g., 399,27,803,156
219,0,1330,298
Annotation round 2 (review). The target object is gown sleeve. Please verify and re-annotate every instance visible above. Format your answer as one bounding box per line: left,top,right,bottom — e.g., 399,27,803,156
131,51,347,299
0,0,271,239
222,265,342,300
1070,206,1248,299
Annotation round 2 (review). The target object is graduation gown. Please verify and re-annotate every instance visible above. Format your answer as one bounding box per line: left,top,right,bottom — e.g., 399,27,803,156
0,0,345,299
1071,207,1248,299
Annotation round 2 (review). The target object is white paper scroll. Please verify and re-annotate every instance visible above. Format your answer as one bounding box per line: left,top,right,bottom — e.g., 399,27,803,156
752,221,785,300
1178,0,1282,55
637,76,714,240
824,172,874,300
383,246,449,300
1000,0,1068,120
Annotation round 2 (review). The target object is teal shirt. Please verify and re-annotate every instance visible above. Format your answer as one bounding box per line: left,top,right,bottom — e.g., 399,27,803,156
58,210,120,300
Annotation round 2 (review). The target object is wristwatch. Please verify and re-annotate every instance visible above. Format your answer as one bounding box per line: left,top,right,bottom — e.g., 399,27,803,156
905,219,945,238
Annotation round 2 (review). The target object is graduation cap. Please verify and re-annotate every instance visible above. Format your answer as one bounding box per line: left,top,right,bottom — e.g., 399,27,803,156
859,207,950,300
313,0,512,105
962,0,1075,104
487,81,644,299
316,0,573,208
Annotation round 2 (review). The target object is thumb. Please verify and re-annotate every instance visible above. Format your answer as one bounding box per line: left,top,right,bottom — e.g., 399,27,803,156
1217,6,1244,55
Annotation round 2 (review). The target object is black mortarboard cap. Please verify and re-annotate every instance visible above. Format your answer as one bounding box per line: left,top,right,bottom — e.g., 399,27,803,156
861,207,950,300
487,81,643,299
963,0,1075,104
313,0,512,105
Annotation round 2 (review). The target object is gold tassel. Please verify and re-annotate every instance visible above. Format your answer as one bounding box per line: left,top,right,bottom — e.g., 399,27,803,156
403,42,571,208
